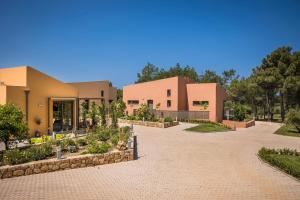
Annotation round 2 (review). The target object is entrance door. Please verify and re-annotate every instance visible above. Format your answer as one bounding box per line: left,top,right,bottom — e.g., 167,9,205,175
53,101,74,132
147,100,153,110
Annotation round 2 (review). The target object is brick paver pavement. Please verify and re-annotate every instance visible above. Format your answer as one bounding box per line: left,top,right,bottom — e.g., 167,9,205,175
0,121,300,200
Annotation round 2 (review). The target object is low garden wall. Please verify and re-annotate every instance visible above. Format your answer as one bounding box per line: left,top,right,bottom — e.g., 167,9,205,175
0,149,134,179
222,120,255,129
119,119,179,128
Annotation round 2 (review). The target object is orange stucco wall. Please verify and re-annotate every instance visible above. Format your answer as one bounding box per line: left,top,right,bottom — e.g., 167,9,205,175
187,83,225,122
123,77,185,115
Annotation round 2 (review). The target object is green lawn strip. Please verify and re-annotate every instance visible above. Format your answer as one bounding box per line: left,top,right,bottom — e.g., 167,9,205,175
258,148,300,180
185,123,231,133
274,125,300,137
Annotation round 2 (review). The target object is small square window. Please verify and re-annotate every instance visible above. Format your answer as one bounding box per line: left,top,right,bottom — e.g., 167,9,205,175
101,90,104,97
167,89,171,97
167,100,171,107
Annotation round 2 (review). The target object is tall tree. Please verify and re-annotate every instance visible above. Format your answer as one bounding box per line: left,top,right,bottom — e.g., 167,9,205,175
136,63,159,83
198,70,223,85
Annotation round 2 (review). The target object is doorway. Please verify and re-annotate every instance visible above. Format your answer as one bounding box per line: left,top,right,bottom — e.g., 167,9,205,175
53,100,74,132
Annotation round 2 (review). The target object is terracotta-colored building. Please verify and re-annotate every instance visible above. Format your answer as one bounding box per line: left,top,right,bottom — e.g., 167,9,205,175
0,66,117,135
123,76,226,122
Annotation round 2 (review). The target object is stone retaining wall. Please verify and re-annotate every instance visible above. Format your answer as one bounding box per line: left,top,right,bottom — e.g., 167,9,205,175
222,120,255,129
0,149,134,179
119,119,179,128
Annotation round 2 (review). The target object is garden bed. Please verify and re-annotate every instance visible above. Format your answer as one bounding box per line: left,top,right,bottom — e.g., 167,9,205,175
222,119,255,129
118,119,179,128
0,149,134,179
258,147,300,180
0,126,136,178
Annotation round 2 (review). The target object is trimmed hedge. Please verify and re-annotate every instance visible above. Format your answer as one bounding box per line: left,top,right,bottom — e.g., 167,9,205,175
258,147,300,180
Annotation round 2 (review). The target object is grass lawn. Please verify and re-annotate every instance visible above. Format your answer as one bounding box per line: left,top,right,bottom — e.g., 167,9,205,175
258,148,300,180
274,125,300,137
185,123,231,133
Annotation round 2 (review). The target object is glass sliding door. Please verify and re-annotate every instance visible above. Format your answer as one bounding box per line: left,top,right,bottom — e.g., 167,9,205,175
53,100,74,132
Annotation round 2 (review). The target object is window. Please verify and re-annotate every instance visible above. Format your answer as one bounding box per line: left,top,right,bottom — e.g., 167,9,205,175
101,90,104,97
109,99,113,104
128,100,139,105
167,89,171,97
167,100,171,107
193,101,209,107
101,99,105,104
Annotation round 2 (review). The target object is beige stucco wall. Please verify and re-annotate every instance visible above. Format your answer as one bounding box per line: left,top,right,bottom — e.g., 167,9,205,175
123,77,182,115
0,66,27,87
6,86,26,113
0,84,7,105
187,83,225,122
26,67,78,135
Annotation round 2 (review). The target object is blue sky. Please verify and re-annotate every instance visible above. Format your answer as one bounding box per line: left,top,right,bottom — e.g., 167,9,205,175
0,0,299,88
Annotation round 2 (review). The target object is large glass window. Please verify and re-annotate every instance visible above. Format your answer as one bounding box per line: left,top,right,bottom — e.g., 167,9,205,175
53,100,74,132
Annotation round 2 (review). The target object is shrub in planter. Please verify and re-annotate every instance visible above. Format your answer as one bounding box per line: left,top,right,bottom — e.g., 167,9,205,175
3,142,53,165
61,138,78,152
233,103,247,121
3,149,29,165
87,141,111,154
26,142,53,161
164,117,173,123
76,138,88,146
93,127,111,142
111,134,119,146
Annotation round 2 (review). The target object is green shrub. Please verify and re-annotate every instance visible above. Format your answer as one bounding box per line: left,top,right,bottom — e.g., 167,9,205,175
136,104,151,120
76,138,87,146
233,103,247,121
87,142,111,154
94,127,111,142
3,149,29,165
3,143,53,165
286,109,300,132
111,134,119,146
164,117,173,123
26,143,53,161
61,138,77,151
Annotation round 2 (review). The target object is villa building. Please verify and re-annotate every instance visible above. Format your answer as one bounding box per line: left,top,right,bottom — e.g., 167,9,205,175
123,76,226,122
0,66,117,135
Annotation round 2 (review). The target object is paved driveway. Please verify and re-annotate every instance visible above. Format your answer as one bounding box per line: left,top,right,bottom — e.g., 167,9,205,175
0,121,300,200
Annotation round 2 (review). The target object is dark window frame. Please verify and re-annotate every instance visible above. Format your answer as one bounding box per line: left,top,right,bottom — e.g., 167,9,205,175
167,89,171,97
167,100,171,107
193,101,209,106
128,100,139,105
